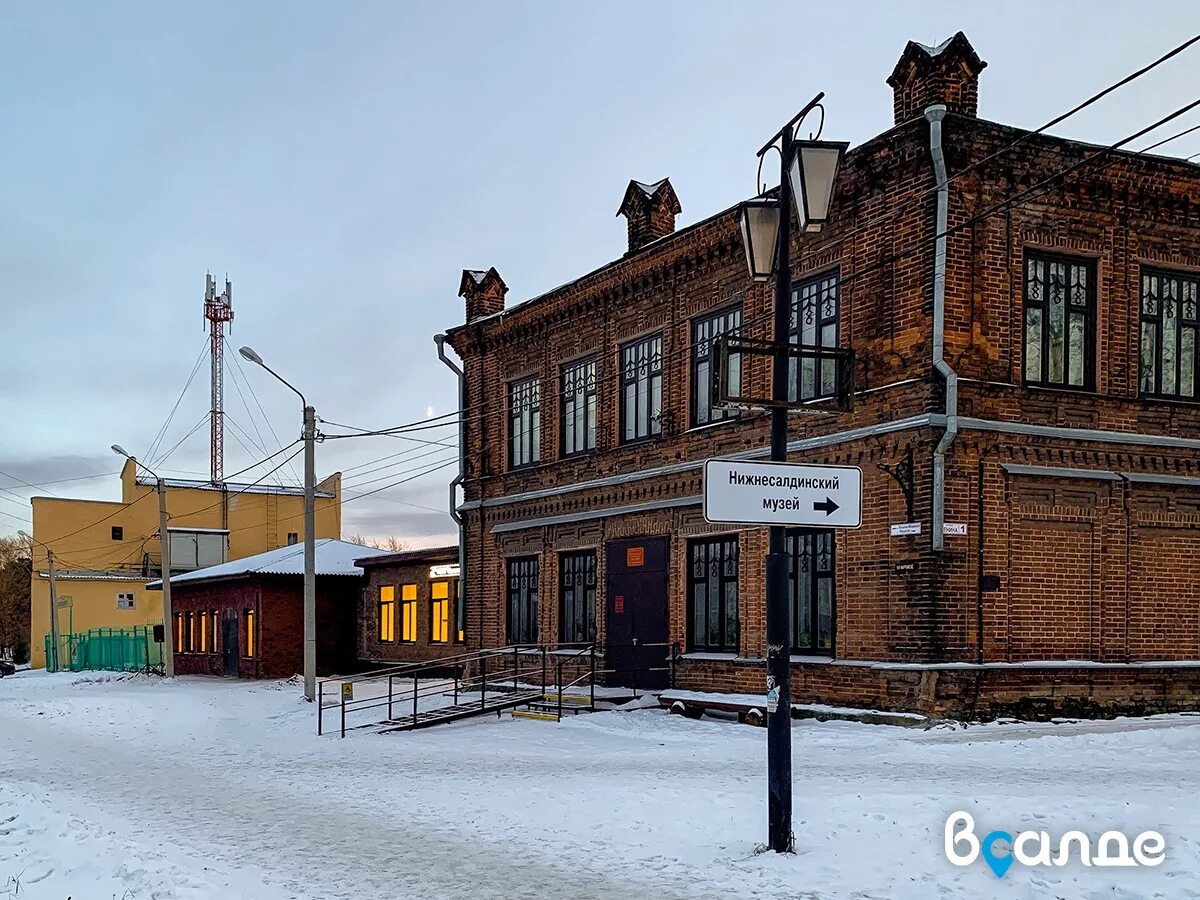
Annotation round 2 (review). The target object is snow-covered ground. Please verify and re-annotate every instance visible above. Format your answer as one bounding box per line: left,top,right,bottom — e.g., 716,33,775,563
2,671,1199,899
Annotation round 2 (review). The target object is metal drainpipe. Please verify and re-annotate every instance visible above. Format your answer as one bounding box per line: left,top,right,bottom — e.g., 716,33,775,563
434,334,467,640
926,103,958,553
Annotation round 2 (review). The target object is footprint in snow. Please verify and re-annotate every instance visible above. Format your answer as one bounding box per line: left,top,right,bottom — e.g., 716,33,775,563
25,866,54,884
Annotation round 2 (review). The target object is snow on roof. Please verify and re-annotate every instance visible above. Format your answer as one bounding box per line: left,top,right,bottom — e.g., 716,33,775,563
915,36,955,57
149,539,391,587
36,570,147,582
633,179,668,196
466,269,488,285
134,474,334,499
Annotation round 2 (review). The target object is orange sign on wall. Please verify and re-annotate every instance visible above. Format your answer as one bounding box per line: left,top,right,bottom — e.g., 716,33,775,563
626,546,645,567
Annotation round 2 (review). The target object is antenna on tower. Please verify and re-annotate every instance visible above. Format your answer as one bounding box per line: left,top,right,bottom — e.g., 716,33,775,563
204,273,235,484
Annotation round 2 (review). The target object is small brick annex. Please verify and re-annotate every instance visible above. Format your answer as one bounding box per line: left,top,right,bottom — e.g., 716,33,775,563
170,575,360,680
441,32,1200,719
356,546,463,667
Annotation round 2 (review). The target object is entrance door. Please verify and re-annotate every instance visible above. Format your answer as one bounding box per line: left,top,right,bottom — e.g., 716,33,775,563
605,537,670,690
221,613,239,677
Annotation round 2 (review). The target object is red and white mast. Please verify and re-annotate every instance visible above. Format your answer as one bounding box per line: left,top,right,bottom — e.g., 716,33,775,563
204,274,234,484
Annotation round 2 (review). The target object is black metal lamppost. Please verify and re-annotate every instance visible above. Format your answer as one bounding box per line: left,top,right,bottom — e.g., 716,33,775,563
737,94,846,854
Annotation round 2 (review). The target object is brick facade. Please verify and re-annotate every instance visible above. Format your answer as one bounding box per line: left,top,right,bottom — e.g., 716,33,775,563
442,32,1200,718
170,575,360,679
356,547,462,666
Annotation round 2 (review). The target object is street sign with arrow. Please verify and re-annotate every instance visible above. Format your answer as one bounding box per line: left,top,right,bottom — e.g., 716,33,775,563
703,459,862,528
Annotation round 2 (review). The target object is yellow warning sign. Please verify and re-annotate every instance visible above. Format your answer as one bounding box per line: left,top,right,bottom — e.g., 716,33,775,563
341,682,353,701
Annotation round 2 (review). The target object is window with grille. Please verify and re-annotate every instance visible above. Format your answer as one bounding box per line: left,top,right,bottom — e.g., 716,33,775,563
508,377,541,469
378,585,395,642
507,556,539,645
1140,269,1198,401
787,529,835,653
692,305,742,426
561,357,597,456
620,334,663,443
116,592,134,610
687,536,739,652
430,581,451,643
559,551,596,644
400,584,417,642
788,271,840,401
1023,252,1095,389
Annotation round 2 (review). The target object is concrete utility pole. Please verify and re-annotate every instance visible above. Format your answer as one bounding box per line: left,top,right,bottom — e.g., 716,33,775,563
157,474,175,676
112,445,174,676
46,549,61,672
239,345,317,702
303,403,316,702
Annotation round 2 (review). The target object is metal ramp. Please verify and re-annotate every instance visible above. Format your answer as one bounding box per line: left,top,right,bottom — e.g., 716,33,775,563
377,689,544,733
317,642,679,737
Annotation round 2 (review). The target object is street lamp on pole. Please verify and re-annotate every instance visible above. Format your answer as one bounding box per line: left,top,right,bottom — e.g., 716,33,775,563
737,96,846,854
238,345,318,702
111,445,175,677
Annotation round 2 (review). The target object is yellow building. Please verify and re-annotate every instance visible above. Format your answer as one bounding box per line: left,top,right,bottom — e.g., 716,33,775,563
29,458,341,668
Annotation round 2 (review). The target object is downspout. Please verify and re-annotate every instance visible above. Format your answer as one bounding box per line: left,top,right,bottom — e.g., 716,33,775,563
434,334,467,642
926,103,958,553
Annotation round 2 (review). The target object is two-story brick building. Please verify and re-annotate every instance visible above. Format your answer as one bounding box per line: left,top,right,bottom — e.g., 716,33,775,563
442,32,1200,718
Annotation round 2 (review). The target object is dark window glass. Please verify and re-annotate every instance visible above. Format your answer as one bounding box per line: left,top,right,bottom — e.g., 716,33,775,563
691,305,742,427
787,529,835,653
687,536,739,652
620,334,663,443
1023,252,1095,389
788,271,840,401
1140,269,1199,401
558,551,596,644
111,526,123,541
561,357,597,456
507,556,539,645
508,377,541,469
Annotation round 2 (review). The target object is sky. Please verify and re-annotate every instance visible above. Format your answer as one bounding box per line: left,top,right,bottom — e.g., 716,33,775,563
1,1,1197,546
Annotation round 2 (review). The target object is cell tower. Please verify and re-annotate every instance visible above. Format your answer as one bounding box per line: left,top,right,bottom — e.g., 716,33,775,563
204,274,234,484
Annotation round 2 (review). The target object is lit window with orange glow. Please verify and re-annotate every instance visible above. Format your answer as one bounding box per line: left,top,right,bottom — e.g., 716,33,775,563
401,584,417,642
244,609,255,658
431,581,450,643
379,586,396,642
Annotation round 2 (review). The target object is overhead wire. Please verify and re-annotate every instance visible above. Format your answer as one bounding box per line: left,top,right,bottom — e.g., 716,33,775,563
144,340,209,463
226,336,302,485
324,93,1200,447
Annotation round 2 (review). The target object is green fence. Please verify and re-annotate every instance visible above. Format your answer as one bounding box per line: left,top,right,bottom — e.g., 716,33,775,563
44,626,163,674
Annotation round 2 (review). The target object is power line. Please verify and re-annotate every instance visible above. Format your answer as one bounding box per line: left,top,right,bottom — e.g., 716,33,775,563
316,417,456,450
342,449,457,490
0,467,64,498
341,442,456,480
372,93,1200,446
756,31,1200,275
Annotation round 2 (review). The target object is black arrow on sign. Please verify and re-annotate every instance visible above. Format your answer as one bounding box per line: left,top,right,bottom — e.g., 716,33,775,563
813,497,839,516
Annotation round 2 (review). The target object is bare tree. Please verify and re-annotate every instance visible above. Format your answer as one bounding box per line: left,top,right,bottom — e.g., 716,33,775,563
0,533,32,663
346,534,410,551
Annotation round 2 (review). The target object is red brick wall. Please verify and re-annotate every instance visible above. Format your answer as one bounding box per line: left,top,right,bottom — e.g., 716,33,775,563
171,575,360,679
444,39,1200,717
